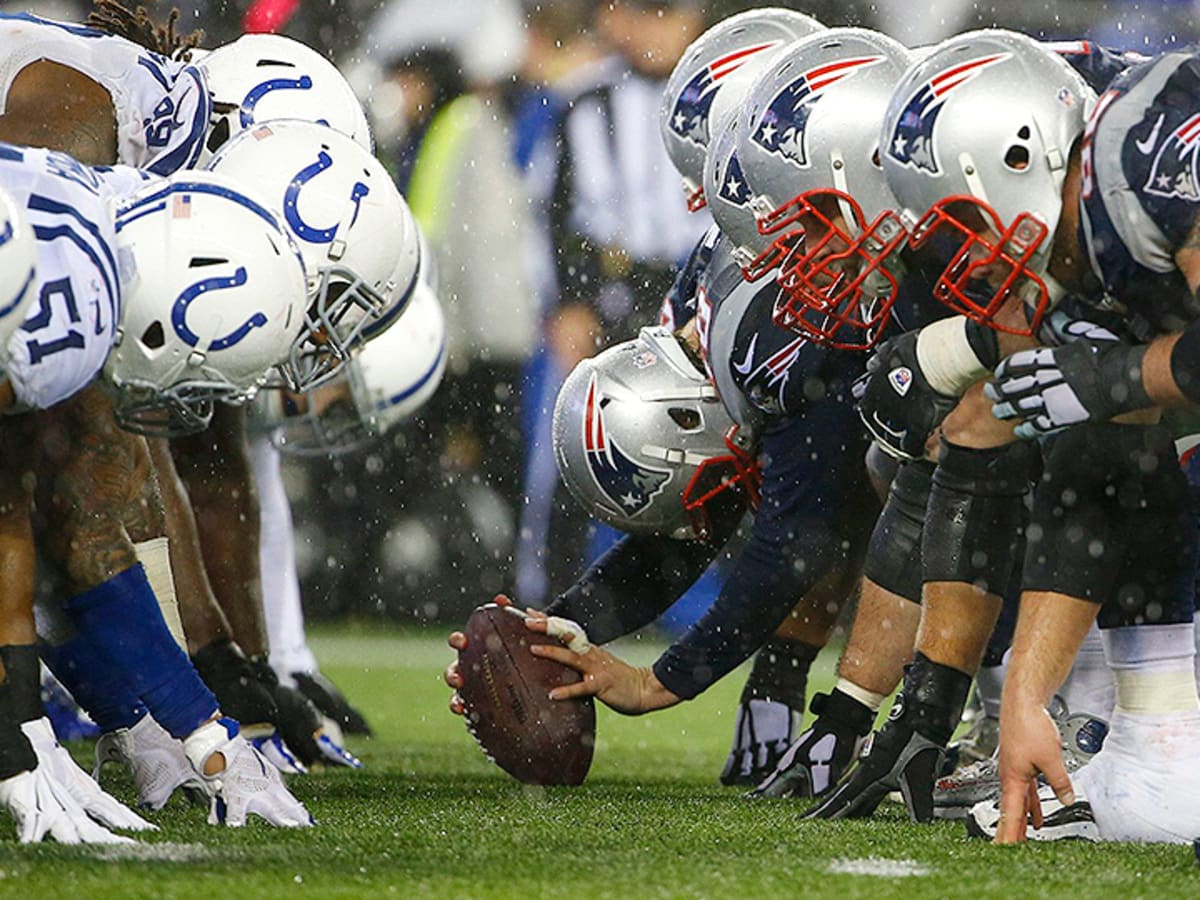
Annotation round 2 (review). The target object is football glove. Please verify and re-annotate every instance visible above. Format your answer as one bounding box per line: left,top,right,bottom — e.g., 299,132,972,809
802,718,945,823
0,766,134,844
94,713,208,811
854,331,957,461
251,658,362,769
183,717,313,828
987,323,1149,439
719,699,796,787
191,639,279,736
21,717,156,832
293,671,373,736
750,690,874,799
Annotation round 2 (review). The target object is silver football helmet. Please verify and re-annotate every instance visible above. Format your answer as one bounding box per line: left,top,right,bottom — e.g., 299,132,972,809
881,30,1095,334
735,29,912,349
704,104,775,277
254,280,446,455
660,7,824,211
553,326,759,541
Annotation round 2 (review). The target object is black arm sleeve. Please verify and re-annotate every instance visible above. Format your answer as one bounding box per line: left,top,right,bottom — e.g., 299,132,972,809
652,402,874,699
542,497,743,646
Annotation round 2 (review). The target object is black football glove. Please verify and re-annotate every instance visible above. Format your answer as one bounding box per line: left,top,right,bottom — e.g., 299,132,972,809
854,330,957,461
719,700,797,787
749,690,875,799
191,639,278,734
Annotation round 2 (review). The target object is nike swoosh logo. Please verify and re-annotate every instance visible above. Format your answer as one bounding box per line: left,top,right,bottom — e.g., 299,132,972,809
733,333,759,376
1135,113,1165,155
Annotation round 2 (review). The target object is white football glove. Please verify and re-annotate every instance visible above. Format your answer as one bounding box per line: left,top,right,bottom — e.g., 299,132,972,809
184,718,313,828
94,714,208,811
719,699,797,786
22,717,156,832
0,766,133,844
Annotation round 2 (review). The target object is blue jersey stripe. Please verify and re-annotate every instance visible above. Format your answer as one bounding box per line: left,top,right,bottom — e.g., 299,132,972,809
32,223,118,326
27,194,120,318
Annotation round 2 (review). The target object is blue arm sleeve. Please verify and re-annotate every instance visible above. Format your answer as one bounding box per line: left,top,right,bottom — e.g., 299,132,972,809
651,401,874,699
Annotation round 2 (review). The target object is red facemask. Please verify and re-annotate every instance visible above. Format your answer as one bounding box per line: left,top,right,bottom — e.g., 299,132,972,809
681,426,762,541
761,189,907,350
907,194,1051,336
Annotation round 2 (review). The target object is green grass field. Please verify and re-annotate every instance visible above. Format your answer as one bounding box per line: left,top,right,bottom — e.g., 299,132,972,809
2,625,1199,899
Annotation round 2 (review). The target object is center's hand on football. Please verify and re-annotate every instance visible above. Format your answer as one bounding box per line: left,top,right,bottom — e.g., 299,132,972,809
995,698,1074,844
528,640,680,715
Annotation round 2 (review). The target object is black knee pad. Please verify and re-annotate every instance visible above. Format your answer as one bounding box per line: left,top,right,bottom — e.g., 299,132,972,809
922,439,1036,594
863,460,934,604
1024,423,1197,628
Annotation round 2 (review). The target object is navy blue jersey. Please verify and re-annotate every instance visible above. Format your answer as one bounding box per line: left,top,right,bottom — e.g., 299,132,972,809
1047,40,1148,95
1080,50,1200,332
658,224,719,331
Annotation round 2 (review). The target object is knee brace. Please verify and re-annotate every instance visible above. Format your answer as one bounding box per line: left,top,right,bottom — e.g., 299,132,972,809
922,439,1035,595
863,461,934,604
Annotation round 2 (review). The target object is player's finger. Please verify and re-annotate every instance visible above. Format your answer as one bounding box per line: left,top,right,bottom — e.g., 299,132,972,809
449,692,465,715
524,607,548,620
528,643,583,670
524,617,549,634
1026,778,1044,831
444,661,464,689
448,631,468,651
549,679,601,701
994,775,1029,844
493,595,513,608
1040,757,1076,809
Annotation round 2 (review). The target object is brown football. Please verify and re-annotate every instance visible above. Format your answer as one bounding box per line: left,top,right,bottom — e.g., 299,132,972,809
457,604,596,785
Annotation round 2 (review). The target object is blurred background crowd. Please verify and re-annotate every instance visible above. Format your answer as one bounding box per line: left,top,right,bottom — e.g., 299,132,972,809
6,0,1200,627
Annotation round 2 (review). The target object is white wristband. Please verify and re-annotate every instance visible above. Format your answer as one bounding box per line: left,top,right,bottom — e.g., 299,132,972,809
914,316,990,398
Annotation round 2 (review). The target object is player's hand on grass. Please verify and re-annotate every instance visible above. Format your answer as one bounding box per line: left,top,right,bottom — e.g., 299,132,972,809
995,699,1074,844
0,766,134,845
22,717,156,832
183,717,313,828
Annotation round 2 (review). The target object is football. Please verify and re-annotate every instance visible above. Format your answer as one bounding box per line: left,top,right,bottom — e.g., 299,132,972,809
457,604,596,785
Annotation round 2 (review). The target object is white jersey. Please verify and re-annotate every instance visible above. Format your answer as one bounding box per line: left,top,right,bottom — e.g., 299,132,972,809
0,143,149,409
0,12,210,174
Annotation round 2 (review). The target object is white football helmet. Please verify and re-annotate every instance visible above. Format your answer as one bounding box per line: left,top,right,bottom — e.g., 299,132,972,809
206,119,421,390
255,280,446,455
198,33,373,164
881,30,1095,334
0,186,37,364
661,8,824,210
553,326,760,541
107,172,309,435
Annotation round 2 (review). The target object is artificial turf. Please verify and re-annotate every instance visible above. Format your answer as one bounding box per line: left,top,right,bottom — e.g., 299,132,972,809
1,625,1198,899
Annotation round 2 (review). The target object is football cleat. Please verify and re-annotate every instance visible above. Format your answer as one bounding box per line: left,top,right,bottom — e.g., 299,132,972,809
292,671,373,737
950,713,999,769
720,700,797,787
803,721,945,822
751,690,876,800
966,782,1100,842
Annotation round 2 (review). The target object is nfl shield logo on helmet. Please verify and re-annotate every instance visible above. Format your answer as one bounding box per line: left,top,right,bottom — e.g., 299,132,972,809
670,42,782,147
582,375,670,516
1144,112,1200,201
889,366,913,396
889,53,1011,174
751,56,885,168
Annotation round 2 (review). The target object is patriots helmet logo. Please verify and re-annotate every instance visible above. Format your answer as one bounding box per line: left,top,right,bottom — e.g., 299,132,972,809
889,53,1011,174
1144,112,1200,201
582,375,670,516
669,42,781,147
751,56,885,167
717,149,752,207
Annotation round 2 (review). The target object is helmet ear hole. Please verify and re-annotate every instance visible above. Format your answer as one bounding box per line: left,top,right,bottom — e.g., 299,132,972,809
141,321,166,350
668,407,702,431
206,118,231,154
1004,143,1031,171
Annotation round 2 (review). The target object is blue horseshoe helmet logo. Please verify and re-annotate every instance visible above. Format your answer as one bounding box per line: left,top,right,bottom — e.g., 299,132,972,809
240,75,314,128
283,150,370,244
171,267,268,351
